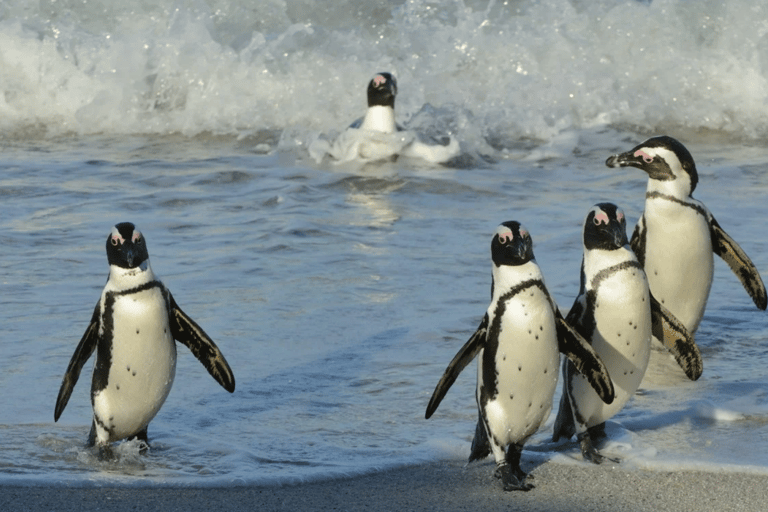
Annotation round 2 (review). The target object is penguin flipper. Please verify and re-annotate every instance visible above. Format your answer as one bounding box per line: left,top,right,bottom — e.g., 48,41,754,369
555,311,615,405
425,314,488,419
649,293,703,381
629,216,647,268
709,215,767,311
54,303,100,422
169,294,236,393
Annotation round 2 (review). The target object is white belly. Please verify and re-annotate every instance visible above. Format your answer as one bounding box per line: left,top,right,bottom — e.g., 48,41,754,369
93,286,177,442
643,202,713,332
478,288,560,445
570,266,652,428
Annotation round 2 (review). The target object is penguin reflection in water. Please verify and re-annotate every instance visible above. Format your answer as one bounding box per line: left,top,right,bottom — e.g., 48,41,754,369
552,204,700,463
54,222,235,457
425,222,615,491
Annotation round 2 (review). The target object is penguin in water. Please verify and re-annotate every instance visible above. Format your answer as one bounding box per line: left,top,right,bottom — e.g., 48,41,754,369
54,222,235,456
350,72,401,133
425,222,615,491
310,72,459,164
551,204,700,463
606,136,767,363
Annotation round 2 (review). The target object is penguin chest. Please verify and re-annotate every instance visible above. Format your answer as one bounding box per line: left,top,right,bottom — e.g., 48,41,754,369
93,287,177,441
478,289,560,444
643,202,713,331
571,267,652,427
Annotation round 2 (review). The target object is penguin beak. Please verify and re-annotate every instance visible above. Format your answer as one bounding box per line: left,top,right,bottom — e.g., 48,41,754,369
609,223,629,248
123,247,135,268
605,150,646,170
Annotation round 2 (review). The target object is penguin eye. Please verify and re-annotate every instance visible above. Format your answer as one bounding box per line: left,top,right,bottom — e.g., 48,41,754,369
133,234,142,244
111,237,119,246
593,217,601,226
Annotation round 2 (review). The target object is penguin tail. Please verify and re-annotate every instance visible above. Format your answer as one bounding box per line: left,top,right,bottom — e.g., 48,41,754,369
468,414,491,463
552,393,576,442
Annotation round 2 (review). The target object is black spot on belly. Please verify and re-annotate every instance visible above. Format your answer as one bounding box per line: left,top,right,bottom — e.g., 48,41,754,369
518,366,522,371
132,371,137,376
528,402,532,408
116,384,120,390
539,325,543,331
126,366,130,372
510,394,514,400
164,328,167,334
544,368,548,374
136,329,140,334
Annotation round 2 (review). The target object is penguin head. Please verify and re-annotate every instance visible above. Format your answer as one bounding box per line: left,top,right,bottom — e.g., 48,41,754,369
491,221,534,267
367,72,397,108
106,222,149,270
605,135,698,195
583,203,628,251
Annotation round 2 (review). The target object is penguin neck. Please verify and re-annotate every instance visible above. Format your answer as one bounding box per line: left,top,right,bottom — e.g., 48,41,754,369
582,246,634,287
107,260,156,291
491,260,543,299
359,106,397,133
645,175,692,200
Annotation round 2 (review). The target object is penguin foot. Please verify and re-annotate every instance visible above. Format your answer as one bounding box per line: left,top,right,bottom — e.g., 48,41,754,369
496,463,534,492
578,432,619,465
96,443,117,461
128,428,150,454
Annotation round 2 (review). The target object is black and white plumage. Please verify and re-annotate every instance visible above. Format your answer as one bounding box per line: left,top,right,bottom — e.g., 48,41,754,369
350,72,400,133
54,222,235,454
606,136,767,370
551,204,699,463
425,222,615,491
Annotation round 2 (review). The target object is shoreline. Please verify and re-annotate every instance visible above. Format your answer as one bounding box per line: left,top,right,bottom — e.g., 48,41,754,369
4,459,768,511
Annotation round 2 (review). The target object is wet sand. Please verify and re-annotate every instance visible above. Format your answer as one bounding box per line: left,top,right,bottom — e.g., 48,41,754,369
4,458,767,512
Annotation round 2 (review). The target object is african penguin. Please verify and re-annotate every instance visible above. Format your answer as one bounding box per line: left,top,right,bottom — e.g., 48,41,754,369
425,222,615,491
350,72,401,133
606,136,767,369
54,222,235,456
551,203,699,463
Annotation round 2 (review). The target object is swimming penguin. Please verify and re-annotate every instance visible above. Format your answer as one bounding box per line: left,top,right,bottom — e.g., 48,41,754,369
551,204,699,463
54,222,235,455
350,72,401,133
606,136,767,360
425,222,615,491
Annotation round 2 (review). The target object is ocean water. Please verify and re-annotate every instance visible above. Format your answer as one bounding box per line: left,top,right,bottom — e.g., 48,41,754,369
1,0,767,486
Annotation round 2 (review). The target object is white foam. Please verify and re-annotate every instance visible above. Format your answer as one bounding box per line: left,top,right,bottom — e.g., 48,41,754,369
1,0,767,146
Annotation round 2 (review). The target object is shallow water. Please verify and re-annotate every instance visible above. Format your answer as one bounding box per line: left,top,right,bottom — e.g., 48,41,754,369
1,0,768,487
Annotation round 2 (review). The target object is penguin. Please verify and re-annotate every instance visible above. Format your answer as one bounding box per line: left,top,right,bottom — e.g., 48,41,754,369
551,204,700,463
54,222,235,456
425,221,615,491
606,136,767,359
349,72,401,133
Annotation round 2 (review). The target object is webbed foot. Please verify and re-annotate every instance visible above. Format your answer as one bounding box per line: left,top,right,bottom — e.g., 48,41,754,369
496,463,534,491
578,431,619,464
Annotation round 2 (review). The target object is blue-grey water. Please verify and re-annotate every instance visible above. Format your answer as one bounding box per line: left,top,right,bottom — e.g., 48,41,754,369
1,0,767,486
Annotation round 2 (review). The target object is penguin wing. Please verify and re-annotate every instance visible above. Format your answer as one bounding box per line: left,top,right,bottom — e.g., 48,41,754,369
54,303,100,421
629,216,647,268
425,314,488,419
650,293,703,381
555,310,615,405
169,294,236,393
709,214,767,311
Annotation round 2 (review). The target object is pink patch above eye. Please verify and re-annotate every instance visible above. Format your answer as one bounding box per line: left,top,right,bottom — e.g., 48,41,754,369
373,75,386,86
594,212,609,225
132,233,141,242
498,232,514,244
634,149,654,163
617,211,624,222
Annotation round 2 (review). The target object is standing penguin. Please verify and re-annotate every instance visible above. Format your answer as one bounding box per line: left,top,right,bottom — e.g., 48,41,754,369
552,204,700,463
606,136,767,362
54,222,235,455
425,221,615,491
